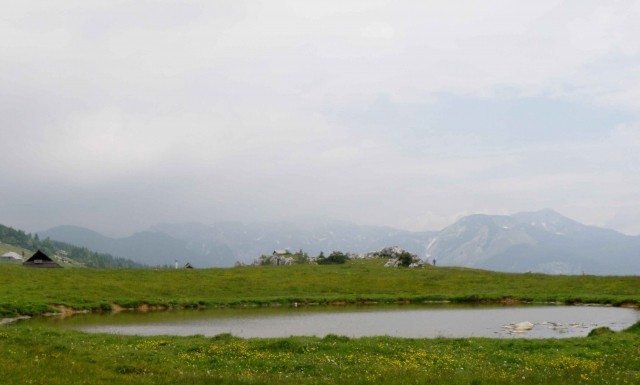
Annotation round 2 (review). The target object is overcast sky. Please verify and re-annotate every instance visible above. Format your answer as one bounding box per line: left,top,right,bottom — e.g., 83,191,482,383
2,1,640,237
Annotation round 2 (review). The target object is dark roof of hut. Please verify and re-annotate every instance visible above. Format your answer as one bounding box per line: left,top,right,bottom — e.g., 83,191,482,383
22,250,62,268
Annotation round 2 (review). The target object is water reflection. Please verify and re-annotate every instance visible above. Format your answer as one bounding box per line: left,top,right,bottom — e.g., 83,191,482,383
33,304,640,339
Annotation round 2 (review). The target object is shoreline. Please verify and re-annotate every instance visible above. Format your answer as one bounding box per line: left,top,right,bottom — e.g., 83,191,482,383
3,298,637,326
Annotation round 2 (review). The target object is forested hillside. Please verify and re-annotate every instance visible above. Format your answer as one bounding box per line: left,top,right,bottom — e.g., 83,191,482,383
0,224,146,268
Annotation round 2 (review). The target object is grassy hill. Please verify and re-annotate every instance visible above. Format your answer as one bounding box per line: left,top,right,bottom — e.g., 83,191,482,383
0,242,31,257
0,224,146,269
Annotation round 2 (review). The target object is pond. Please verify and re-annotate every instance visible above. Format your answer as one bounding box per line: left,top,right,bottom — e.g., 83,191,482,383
31,304,640,339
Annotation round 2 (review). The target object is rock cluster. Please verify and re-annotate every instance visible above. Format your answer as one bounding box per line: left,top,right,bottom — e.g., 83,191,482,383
359,246,414,259
383,258,425,268
252,254,294,266
359,246,425,268
250,246,427,267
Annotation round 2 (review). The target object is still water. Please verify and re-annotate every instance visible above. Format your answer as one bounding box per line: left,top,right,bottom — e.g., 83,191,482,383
33,304,640,339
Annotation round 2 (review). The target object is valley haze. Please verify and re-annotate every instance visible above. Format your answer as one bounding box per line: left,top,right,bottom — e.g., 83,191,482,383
37,209,640,276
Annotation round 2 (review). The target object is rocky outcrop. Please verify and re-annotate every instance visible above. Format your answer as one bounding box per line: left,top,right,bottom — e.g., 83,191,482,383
383,258,425,268
358,246,415,259
252,254,294,266
358,246,426,268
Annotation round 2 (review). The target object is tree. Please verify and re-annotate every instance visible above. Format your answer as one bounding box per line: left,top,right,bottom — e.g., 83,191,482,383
317,251,349,265
398,252,414,267
291,249,310,264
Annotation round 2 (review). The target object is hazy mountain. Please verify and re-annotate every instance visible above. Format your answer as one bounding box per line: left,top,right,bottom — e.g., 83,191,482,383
38,222,435,267
37,225,232,267
37,210,640,274
149,221,437,264
427,209,640,275
0,223,144,269
37,225,115,253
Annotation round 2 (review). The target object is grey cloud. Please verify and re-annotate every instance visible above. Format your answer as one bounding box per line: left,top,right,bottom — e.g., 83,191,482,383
2,1,640,237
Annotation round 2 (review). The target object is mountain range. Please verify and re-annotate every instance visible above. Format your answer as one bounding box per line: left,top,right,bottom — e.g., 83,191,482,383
426,209,640,275
37,209,640,275
38,221,435,268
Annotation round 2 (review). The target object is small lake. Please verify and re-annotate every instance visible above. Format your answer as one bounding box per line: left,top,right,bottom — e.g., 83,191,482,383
32,304,640,339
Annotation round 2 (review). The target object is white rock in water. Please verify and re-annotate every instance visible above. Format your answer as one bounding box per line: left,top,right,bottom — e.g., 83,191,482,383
502,321,534,331
513,321,534,331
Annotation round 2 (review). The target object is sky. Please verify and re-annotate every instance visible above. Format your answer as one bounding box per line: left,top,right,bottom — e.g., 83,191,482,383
2,0,640,237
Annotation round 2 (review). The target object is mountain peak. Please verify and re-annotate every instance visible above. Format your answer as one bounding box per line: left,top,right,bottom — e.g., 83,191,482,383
514,208,568,220
511,209,582,235
427,209,639,274
39,224,105,238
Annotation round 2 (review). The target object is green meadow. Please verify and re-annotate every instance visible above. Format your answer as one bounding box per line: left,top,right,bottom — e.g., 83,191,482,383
2,260,639,317
1,260,640,384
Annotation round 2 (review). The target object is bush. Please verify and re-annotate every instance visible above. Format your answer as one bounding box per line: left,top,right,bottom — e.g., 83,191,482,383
588,327,615,337
322,334,350,343
291,249,310,264
317,251,349,265
398,252,414,267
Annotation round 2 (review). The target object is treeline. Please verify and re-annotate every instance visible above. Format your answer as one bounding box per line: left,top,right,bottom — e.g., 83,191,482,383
252,249,351,266
0,224,146,269
316,251,350,264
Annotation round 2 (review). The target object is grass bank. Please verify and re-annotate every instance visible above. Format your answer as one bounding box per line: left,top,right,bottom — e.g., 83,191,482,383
1,259,639,317
1,322,640,384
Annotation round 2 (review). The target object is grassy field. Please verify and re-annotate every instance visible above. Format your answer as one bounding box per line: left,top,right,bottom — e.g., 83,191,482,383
1,259,639,317
1,260,640,384
0,322,639,385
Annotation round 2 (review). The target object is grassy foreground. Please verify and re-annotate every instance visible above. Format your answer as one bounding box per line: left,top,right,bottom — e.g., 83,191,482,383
1,321,640,384
1,260,640,384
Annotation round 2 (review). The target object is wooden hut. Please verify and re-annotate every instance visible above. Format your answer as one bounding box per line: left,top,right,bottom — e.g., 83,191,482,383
22,250,62,268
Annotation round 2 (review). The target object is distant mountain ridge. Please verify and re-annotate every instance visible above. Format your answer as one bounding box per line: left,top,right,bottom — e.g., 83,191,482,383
39,222,437,268
37,210,640,274
37,225,236,268
426,209,640,275
0,223,144,268
148,221,436,265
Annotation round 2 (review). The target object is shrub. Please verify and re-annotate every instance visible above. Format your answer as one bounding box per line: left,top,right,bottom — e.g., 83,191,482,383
588,327,615,337
398,252,414,267
317,251,349,265
322,334,350,343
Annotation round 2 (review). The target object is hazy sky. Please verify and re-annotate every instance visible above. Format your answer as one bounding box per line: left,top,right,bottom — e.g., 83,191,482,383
2,1,640,237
